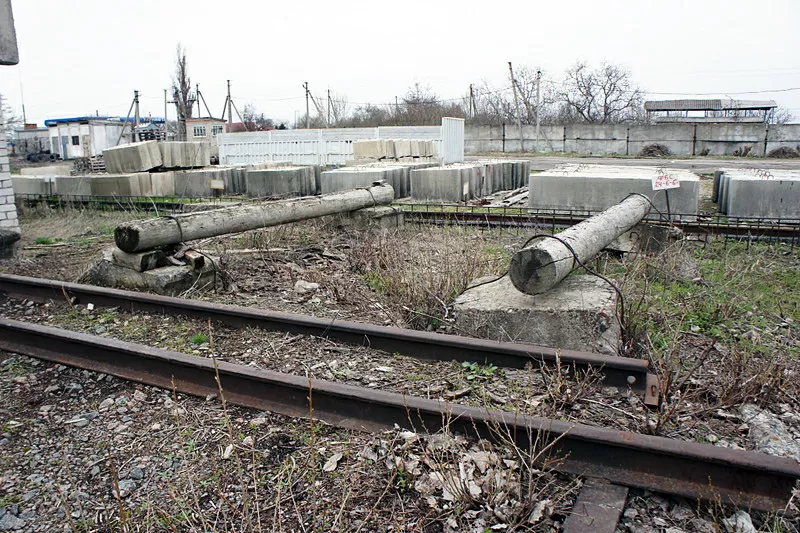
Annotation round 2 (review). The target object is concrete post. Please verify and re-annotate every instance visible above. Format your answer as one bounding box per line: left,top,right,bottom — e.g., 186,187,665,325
115,183,395,253
509,195,650,295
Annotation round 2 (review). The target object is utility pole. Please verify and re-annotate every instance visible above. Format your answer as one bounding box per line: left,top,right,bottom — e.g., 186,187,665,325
395,95,399,125
163,89,168,139
327,88,331,127
133,90,140,143
535,69,541,153
469,84,476,120
303,82,310,128
196,84,201,117
508,62,523,152
227,80,233,133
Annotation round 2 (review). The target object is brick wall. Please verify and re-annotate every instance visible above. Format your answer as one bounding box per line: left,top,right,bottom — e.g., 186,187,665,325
0,145,20,231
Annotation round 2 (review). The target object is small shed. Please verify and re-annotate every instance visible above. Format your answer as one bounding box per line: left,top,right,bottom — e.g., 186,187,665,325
645,99,777,124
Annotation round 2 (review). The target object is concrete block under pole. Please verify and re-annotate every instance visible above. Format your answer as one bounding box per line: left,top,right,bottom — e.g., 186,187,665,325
453,275,621,356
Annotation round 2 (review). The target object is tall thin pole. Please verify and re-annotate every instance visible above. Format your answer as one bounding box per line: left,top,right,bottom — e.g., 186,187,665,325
508,62,523,152
303,82,310,128
133,90,140,143
195,84,201,117
227,80,233,133
163,89,168,138
395,95,399,125
327,88,331,127
469,84,475,119
535,69,541,153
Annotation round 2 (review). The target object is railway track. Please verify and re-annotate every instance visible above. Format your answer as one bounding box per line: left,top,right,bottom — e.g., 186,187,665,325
0,274,798,530
0,273,658,403
403,209,800,242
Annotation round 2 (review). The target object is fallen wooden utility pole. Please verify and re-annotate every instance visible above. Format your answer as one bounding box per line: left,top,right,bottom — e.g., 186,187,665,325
509,195,651,295
115,183,395,253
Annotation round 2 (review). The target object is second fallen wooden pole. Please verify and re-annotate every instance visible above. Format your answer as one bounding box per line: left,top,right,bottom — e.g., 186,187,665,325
509,195,651,295
115,183,395,253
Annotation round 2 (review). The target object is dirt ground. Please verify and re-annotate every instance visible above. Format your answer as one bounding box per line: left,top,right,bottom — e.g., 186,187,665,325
0,206,798,532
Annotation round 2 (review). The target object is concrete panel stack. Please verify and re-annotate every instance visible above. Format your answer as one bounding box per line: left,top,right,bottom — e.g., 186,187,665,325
528,164,699,219
170,168,236,198
353,139,437,163
409,160,529,202
715,168,800,219
320,161,437,198
11,176,48,195
103,141,163,173
245,166,317,198
53,176,92,197
159,142,211,169
149,172,176,197
89,173,152,197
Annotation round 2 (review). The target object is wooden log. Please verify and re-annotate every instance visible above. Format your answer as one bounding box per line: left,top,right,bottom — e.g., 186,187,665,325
509,195,650,295
115,183,394,253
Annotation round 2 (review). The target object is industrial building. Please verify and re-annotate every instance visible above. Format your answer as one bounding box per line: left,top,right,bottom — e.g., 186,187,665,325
44,116,165,159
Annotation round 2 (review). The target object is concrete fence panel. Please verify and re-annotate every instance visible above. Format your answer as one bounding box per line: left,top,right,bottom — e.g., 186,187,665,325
765,125,800,155
628,124,694,156
695,124,767,156
564,124,628,155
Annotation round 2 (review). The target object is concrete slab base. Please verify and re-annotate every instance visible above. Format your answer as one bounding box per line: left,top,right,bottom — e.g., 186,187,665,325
453,274,620,355
80,248,221,296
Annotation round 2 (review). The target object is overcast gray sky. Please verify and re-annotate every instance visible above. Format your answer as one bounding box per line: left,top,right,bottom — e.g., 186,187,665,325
2,0,799,127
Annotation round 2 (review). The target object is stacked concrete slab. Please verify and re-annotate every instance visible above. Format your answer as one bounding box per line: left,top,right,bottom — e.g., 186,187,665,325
53,176,93,196
11,176,49,195
103,141,163,173
246,166,317,198
528,164,699,219
89,173,152,197
353,139,437,162
159,142,210,169
320,161,437,199
409,160,529,202
715,168,800,219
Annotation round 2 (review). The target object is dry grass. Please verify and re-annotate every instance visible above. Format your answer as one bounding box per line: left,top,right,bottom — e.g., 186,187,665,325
344,227,509,329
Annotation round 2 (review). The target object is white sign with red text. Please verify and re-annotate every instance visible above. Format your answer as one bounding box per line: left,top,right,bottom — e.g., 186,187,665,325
652,172,680,191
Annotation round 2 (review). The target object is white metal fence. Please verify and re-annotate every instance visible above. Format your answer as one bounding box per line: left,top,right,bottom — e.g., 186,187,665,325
217,119,464,166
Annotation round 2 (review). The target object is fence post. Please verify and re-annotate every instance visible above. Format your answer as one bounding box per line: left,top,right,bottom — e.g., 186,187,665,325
691,124,697,156
763,125,769,157
625,127,630,156
502,123,506,153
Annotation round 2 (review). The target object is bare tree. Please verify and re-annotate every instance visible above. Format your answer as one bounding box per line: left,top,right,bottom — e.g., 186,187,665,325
474,67,559,126
241,104,275,131
558,62,643,123
770,106,796,124
170,44,195,140
0,93,21,141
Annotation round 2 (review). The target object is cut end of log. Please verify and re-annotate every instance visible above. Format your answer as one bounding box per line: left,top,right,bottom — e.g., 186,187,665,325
509,246,560,295
114,225,140,254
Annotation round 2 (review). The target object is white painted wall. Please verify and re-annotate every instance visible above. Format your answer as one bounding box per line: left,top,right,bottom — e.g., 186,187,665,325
217,122,460,166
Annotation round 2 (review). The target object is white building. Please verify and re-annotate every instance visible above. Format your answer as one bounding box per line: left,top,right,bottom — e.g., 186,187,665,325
45,116,165,159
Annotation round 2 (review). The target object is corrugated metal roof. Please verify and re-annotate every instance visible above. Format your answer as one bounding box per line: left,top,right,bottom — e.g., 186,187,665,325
645,99,777,111
44,116,165,126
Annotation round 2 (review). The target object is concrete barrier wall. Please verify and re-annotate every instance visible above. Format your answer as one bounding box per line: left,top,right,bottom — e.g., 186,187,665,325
465,123,800,157
765,125,800,155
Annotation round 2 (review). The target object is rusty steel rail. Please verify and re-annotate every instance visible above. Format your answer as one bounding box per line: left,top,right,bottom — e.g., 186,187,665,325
0,318,797,511
0,273,657,403
405,209,800,241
